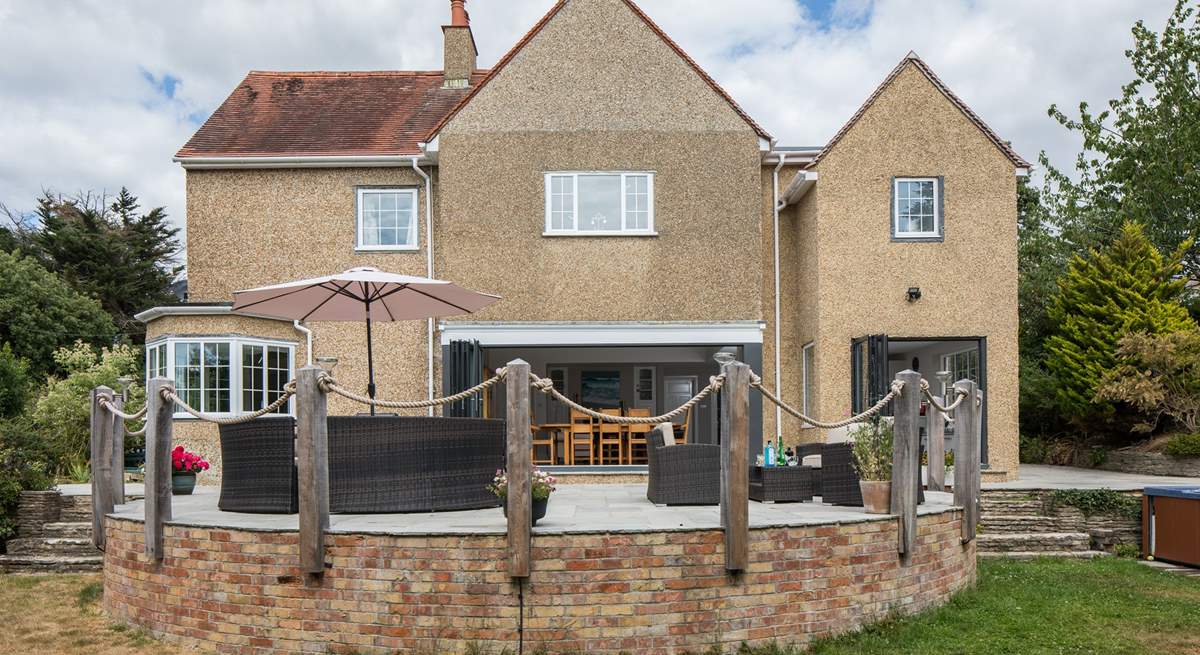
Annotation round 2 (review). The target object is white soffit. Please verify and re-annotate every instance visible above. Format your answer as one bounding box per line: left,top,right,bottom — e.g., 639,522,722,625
438,322,765,347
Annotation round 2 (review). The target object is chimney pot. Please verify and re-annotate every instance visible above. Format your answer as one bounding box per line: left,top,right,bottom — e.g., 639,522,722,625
450,0,469,27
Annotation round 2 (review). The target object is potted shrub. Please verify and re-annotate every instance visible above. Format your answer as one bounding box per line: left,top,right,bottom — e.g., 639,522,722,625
851,420,893,514
490,467,557,525
171,446,210,495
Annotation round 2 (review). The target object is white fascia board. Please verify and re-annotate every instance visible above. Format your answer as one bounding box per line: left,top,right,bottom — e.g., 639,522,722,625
783,170,819,204
1015,166,1031,177
437,321,766,347
135,304,291,324
174,155,434,170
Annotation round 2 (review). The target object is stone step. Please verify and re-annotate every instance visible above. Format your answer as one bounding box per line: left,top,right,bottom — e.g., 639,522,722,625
0,554,103,573
42,521,92,538
976,532,1092,553
5,537,100,558
980,515,1083,534
978,550,1109,560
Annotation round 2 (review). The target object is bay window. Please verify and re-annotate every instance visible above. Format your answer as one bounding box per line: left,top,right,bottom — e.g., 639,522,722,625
544,172,655,235
146,337,295,417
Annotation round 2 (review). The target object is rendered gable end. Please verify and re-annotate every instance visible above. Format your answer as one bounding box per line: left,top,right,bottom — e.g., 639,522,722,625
438,0,761,136
806,59,1021,477
434,0,765,323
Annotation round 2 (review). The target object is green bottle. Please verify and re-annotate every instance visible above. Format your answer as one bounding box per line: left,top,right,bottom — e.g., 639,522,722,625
776,435,786,466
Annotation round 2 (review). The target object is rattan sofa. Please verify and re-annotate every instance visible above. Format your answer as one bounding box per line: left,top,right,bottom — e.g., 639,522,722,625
218,417,299,514
218,415,505,514
645,424,720,505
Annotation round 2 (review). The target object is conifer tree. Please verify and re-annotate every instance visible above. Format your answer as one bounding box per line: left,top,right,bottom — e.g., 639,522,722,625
1045,221,1194,433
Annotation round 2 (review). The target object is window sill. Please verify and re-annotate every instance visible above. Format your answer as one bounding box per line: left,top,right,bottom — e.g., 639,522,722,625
542,231,659,238
891,235,944,243
354,246,421,253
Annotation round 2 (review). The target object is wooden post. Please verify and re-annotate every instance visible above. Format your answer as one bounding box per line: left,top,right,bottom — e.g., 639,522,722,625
109,393,126,504
144,378,174,561
953,379,981,544
927,395,946,493
89,386,114,550
892,370,921,559
719,360,750,572
505,359,532,578
296,365,330,576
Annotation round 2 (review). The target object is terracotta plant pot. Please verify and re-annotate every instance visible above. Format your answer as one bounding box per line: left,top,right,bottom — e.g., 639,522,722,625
172,472,196,496
859,480,891,514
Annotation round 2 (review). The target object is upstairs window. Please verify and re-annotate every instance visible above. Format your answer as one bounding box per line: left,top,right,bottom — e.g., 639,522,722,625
892,177,942,240
357,188,418,250
544,172,655,235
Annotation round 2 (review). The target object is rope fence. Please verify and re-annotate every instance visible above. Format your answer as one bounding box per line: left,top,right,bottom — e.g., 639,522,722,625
749,372,904,429
320,369,508,409
161,381,297,425
532,371,723,424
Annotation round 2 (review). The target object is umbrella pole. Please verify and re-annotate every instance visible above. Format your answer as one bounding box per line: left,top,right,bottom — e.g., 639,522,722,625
366,302,376,416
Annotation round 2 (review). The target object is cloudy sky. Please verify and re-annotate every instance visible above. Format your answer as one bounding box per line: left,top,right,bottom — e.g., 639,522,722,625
0,0,1176,236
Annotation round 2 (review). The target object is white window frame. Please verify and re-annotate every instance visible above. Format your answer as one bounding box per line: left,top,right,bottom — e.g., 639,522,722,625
145,336,297,419
801,342,815,428
543,172,656,236
356,187,419,252
940,347,979,397
892,177,940,239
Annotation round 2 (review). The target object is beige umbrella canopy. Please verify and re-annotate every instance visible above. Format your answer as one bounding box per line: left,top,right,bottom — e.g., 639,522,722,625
232,267,499,412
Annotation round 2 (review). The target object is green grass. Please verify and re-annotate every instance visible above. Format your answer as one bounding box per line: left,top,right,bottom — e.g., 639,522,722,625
799,558,1200,655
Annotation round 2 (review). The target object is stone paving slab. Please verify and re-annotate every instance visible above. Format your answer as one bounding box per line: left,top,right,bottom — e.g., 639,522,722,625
108,484,958,536
984,465,1199,491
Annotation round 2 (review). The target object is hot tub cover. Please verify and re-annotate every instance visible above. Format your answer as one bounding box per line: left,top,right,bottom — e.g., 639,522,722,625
1143,485,1200,500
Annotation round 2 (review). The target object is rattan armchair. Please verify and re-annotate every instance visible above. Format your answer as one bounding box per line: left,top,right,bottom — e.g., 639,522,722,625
645,424,720,505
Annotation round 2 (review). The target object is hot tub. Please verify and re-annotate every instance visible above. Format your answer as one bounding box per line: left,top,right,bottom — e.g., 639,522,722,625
1143,486,1200,567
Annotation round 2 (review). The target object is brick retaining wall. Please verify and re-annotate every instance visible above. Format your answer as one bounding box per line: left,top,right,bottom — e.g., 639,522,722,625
103,510,973,654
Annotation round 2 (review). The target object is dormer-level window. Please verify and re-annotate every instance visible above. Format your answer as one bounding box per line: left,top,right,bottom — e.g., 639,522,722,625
357,188,418,250
544,172,655,236
892,177,943,241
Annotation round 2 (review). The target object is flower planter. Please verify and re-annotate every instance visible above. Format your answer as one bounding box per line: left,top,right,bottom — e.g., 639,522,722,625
859,480,891,514
172,473,197,496
124,447,145,471
502,497,549,526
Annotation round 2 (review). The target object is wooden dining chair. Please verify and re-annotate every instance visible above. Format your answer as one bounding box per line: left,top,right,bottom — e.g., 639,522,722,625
597,408,624,465
672,406,693,444
568,410,596,466
625,408,652,464
530,421,556,467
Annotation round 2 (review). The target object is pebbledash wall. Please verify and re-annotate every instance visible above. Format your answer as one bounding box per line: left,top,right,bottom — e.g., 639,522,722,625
103,509,974,654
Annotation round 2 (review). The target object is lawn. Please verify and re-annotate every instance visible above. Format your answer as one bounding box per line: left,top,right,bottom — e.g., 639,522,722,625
0,558,1197,654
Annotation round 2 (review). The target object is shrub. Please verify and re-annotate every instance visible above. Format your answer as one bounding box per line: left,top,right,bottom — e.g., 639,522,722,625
1047,488,1141,519
0,343,31,419
0,417,54,545
30,341,144,475
1044,221,1194,436
851,420,894,482
1097,330,1200,434
1164,432,1200,458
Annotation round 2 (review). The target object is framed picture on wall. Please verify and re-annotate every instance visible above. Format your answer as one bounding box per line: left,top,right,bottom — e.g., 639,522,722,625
580,370,621,408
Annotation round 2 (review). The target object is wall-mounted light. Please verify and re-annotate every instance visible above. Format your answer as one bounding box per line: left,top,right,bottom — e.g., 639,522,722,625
906,287,922,303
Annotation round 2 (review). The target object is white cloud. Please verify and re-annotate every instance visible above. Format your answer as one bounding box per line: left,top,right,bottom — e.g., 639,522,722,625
0,0,1177,240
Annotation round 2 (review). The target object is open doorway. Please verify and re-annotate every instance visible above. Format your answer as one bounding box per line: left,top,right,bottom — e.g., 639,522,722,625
851,335,988,464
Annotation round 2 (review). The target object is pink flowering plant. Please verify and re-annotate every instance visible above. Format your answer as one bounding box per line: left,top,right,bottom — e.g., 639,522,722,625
171,446,210,475
488,467,557,501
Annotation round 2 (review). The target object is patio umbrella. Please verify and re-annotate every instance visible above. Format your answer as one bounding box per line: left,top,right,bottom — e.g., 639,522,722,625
232,267,500,414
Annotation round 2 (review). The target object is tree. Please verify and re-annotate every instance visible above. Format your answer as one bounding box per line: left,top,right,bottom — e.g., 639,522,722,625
1042,0,1200,275
0,344,30,419
0,250,116,377
26,189,181,341
1044,221,1194,434
31,341,144,474
1097,330,1200,435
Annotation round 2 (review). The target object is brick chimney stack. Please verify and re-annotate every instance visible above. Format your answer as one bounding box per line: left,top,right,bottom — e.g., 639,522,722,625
443,0,477,88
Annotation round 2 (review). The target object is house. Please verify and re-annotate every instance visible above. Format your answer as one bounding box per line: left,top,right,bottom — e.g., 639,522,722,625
139,0,1027,482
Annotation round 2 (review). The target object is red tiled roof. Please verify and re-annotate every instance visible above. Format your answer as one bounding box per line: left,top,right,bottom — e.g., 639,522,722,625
423,0,772,143
807,52,1030,170
176,70,488,159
